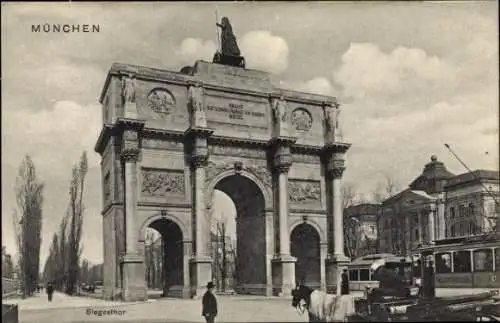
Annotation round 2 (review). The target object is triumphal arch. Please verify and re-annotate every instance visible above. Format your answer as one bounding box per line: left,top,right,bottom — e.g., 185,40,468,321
95,59,351,301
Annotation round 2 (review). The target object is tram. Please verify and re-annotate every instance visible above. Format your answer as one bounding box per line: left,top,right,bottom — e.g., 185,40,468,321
418,232,500,289
347,253,416,291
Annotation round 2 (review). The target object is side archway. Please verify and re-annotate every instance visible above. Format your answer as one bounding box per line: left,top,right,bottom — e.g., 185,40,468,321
290,223,321,289
140,214,186,297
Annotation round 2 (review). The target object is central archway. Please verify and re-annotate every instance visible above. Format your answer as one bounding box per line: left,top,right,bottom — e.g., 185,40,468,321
291,223,321,289
212,173,267,295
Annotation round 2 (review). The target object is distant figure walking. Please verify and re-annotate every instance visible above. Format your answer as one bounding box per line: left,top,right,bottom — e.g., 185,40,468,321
341,269,350,295
46,282,54,302
202,282,218,323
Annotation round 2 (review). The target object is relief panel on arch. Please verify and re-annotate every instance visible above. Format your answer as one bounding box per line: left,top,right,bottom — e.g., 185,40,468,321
289,179,321,207
140,168,186,199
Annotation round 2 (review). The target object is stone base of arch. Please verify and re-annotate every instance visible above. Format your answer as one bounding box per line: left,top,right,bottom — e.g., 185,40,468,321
190,256,213,299
120,254,147,302
271,256,297,297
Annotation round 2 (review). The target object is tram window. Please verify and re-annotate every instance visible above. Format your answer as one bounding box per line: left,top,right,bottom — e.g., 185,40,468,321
450,207,455,219
349,269,359,281
435,252,452,273
473,249,493,272
359,269,370,281
454,250,472,273
495,248,500,270
413,260,422,277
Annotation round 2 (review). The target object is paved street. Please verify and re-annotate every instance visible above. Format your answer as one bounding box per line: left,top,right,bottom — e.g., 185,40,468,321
4,288,498,323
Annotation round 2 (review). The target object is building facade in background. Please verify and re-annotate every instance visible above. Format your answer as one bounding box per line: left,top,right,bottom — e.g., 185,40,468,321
377,155,499,256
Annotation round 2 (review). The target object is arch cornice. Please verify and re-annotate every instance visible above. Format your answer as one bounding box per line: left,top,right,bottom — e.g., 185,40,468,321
205,168,272,210
138,212,189,242
289,218,326,244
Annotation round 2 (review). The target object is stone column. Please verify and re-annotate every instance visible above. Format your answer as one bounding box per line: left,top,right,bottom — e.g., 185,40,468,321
325,151,350,295
436,196,446,240
119,122,147,302
418,212,423,244
428,204,436,244
182,241,192,299
270,142,296,297
320,243,328,292
122,149,139,256
186,127,214,298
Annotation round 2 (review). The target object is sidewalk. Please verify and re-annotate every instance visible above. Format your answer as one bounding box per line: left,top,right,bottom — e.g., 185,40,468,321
2,291,155,311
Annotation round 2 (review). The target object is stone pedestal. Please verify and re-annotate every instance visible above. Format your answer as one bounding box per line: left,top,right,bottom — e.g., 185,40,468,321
121,254,147,301
272,255,296,296
124,102,138,119
325,255,350,295
190,256,213,298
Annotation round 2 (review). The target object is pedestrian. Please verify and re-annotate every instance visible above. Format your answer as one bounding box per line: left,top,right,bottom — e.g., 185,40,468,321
341,269,350,295
46,282,54,302
202,282,217,323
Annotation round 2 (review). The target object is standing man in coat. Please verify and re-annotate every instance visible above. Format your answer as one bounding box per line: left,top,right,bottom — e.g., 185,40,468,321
341,269,350,295
46,282,54,302
202,282,218,323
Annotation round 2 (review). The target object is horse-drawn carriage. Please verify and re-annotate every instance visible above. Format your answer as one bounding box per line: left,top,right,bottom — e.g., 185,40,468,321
292,256,500,322
346,258,500,322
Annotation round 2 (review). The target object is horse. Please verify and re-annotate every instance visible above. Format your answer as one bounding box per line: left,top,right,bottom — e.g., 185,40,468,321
292,285,356,322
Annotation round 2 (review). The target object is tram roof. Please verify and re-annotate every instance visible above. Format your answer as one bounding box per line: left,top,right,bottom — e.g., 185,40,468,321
349,253,411,266
419,232,500,252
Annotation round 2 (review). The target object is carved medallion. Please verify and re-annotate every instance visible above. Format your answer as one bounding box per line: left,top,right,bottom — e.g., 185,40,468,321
289,180,321,204
291,108,313,131
141,169,185,197
147,88,176,115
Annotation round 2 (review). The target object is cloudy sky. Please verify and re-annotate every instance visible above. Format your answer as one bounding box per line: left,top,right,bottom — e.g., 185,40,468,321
2,2,498,266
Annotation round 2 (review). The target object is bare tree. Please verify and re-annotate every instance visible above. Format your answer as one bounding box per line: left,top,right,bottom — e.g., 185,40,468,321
66,152,88,295
12,156,44,297
145,230,156,288
342,183,360,259
372,174,407,255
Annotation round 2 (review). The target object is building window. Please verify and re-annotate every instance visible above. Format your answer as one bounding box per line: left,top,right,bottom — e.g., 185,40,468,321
453,250,472,273
450,207,455,219
459,205,466,218
435,252,452,273
495,248,500,270
468,203,474,217
473,249,493,272
349,269,359,281
469,221,477,235
450,224,456,237
359,269,370,281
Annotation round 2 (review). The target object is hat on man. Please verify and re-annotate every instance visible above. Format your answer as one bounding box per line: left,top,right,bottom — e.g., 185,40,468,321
207,282,215,289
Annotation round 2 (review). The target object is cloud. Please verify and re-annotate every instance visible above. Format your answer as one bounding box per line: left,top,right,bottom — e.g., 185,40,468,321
176,38,217,66
334,43,454,102
240,30,289,74
335,41,498,198
298,78,335,96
